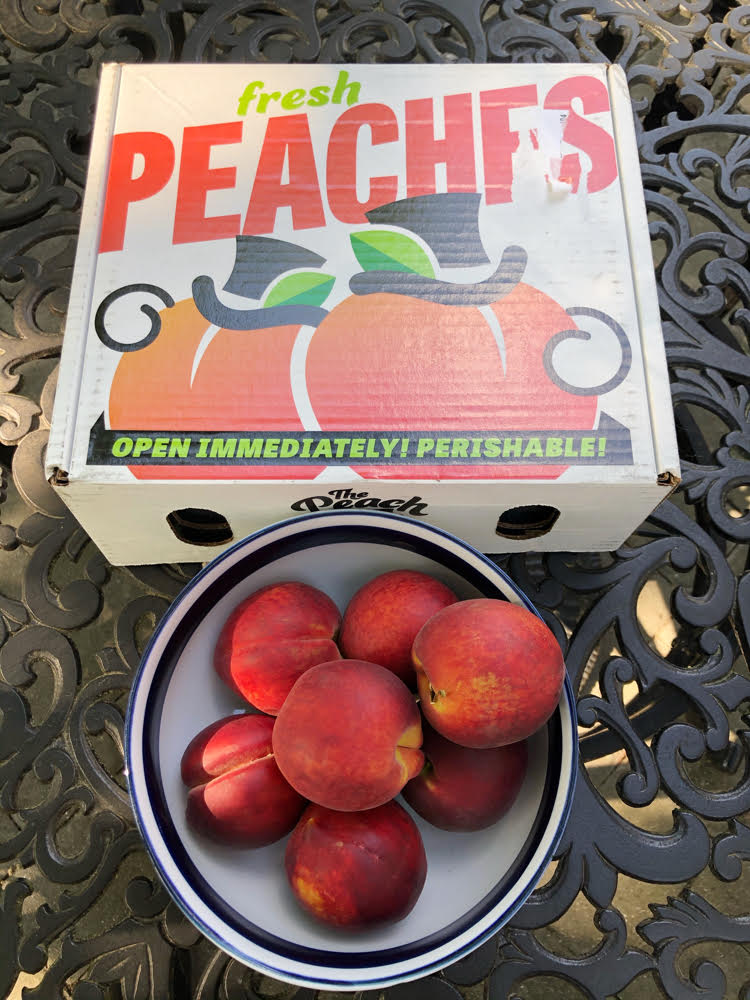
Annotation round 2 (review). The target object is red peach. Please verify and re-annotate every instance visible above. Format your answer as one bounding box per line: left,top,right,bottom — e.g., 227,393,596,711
413,599,564,748
181,713,306,847
285,801,427,929
402,722,528,831
272,659,424,811
213,581,341,715
338,569,458,686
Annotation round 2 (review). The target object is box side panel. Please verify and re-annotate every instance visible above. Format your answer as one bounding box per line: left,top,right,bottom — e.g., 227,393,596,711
54,478,670,565
46,64,122,479
607,63,680,484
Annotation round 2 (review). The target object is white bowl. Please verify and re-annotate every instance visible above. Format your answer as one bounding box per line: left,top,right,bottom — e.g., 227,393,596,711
125,511,577,991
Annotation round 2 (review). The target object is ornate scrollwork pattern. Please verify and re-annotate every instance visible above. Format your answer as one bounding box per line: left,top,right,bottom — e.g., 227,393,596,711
1,2,749,998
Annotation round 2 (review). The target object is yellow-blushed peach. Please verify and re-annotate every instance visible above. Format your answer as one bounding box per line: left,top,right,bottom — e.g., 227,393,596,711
181,713,306,847
285,800,427,929
213,581,341,715
272,659,423,811
339,569,457,686
413,599,564,748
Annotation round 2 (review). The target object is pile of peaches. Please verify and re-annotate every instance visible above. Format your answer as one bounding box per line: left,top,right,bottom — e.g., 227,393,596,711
180,570,565,932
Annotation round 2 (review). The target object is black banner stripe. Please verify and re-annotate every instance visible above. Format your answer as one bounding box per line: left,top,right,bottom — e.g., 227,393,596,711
87,414,634,466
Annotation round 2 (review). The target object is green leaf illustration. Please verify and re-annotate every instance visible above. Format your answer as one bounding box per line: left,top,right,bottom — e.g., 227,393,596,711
262,271,335,308
350,230,435,277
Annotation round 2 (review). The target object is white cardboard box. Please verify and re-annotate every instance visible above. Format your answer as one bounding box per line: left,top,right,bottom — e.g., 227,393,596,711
47,62,680,565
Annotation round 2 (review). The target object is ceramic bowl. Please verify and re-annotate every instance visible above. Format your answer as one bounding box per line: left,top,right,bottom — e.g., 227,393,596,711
125,511,577,990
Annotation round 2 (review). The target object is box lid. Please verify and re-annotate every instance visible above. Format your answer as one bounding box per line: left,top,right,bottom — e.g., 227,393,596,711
48,62,679,495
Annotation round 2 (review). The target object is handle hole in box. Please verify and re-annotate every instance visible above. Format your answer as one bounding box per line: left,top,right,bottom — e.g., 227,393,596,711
496,505,560,540
167,507,233,546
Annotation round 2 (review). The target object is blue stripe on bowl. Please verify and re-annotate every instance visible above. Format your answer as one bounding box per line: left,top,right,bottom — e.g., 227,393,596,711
126,511,577,983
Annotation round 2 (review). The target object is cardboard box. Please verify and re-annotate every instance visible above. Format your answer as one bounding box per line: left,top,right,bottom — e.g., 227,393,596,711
47,62,680,566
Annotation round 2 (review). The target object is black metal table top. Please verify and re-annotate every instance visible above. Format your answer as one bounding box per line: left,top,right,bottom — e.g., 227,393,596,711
1,3,749,998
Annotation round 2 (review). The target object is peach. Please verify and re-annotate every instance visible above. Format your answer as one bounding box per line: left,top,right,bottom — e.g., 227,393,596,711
285,801,427,929
213,581,341,714
272,659,424,811
402,722,528,831
413,599,564,748
338,569,458,686
181,713,306,847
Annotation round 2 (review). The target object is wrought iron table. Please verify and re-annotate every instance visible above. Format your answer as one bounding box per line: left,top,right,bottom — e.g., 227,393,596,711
1,2,749,997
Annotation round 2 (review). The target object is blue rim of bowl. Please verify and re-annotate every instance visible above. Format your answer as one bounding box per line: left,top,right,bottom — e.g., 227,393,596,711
125,511,578,989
